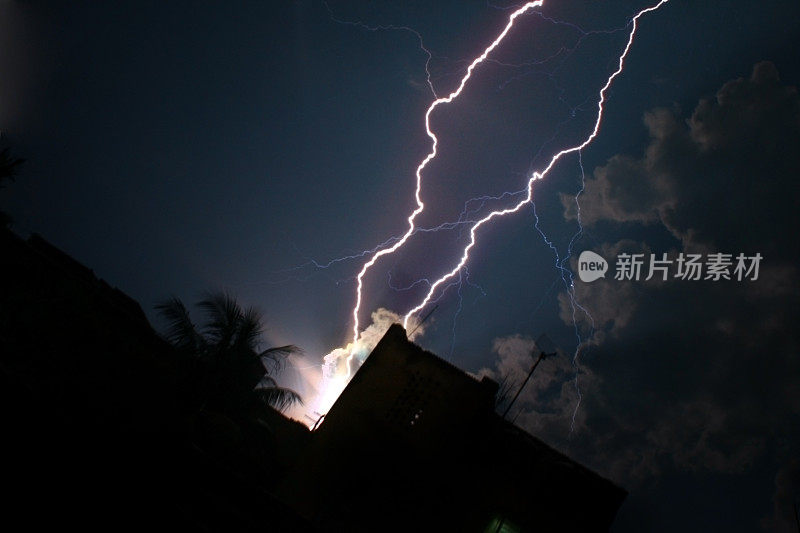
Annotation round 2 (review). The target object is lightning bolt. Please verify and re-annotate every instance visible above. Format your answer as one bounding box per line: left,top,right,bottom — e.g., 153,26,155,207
530,150,595,437
401,0,670,331
346,1,550,375
334,0,671,390
267,215,484,287
448,266,486,361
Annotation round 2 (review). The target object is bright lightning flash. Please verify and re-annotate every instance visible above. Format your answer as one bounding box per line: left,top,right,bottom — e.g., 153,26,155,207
402,0,670,326
347,1,546,375
341,0,670,397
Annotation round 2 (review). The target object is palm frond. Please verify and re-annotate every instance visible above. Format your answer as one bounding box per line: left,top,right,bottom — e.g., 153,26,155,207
233,306,263,355
0,148,24,187
259,344,301,374
255,386,303,412
198,292,242,349
157,290,305,416
155,297,204,352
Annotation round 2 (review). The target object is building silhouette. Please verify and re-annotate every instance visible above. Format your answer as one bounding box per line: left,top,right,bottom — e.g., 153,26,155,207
279,324,625,532
1,227,624,531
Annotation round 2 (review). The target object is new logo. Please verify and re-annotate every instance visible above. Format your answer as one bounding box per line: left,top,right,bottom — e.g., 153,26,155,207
577,251,608,283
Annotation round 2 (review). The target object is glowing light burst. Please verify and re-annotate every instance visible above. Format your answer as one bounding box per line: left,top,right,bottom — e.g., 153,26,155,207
401,0,670,328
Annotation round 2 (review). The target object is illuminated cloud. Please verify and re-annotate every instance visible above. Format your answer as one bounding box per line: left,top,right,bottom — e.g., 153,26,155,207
543,67,800,532
289,307,426,426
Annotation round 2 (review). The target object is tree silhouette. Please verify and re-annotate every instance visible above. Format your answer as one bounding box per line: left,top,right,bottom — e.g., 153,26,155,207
156,293,302,415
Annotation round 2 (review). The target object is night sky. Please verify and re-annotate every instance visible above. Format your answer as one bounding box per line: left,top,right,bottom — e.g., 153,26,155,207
2,1,799,530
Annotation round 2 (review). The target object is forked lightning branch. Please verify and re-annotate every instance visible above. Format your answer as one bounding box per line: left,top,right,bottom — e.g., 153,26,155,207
347,0,672,369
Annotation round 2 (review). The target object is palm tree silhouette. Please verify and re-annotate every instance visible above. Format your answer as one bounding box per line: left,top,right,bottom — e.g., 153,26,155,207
0,147,24,186
156,293,302,415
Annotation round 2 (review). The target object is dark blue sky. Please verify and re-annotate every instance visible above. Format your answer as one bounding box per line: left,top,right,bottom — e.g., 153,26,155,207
2,1,799,530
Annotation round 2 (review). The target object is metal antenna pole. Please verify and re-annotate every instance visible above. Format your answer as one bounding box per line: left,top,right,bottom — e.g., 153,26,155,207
502,349,554,419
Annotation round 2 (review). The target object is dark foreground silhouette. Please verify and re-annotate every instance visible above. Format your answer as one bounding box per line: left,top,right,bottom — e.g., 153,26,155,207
1,228,311,530
0,228,624,531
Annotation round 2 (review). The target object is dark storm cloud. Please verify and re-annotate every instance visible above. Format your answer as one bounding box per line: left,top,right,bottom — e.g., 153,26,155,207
565,61,800,257
481,63,800,530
